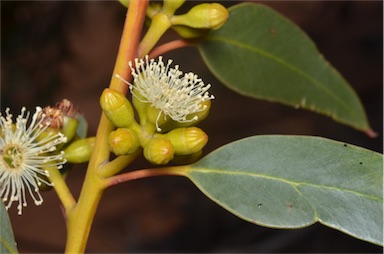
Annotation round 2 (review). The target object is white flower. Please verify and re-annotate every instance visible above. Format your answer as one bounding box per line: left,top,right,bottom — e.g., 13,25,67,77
116,55,214,131
0,107,67,215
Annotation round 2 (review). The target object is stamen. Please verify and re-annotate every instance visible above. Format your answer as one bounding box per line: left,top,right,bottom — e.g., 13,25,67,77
116,56,214,131
0,107,67,214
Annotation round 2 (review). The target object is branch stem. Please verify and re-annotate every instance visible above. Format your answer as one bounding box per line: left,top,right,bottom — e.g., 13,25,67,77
98,149,142,178
64,1,148,253
104,166,188,188
46,165,76,214
138,12,172,58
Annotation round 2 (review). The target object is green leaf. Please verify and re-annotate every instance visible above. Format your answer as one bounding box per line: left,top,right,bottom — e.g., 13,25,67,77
181,135,383,246
198,3,372,133
0,202,18,254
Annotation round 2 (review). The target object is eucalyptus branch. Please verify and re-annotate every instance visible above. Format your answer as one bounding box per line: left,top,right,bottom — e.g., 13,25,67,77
138,12,172,58
45,165,76,214
104,166,188,188
64,1,148,253
98,149,142,178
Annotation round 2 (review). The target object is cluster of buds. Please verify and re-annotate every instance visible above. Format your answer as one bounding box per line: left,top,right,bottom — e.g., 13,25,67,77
36,99,95,165
121,0,229,39
100,56,214,165
39,99,80,145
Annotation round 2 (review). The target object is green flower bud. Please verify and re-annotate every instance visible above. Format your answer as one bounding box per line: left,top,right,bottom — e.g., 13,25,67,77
144,137,174,165
163,0,186,16
165,127,208,155
109,128,140,156
61,115,79,143
171,3,228,30
63,137,95,163
100,88,135,128
146,105,169,132
161,100,211,131
131,90,148,122
35,127,61,144
183,100,211,126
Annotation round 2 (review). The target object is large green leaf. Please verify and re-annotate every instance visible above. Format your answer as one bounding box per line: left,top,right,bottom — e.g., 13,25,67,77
180,136,383,246
0,202,18,254
198,3,372,133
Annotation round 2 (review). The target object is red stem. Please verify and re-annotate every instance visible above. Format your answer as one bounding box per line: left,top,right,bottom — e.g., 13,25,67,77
105,167,187,188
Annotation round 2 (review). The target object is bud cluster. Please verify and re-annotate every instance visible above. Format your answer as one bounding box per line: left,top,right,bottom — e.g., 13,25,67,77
38,99,95,165
100,56,214,165
121,0,229,40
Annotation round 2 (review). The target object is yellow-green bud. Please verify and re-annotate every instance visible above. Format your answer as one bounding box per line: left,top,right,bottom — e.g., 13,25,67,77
161,100,211,131
144,137,174,165
35,127,61,144
171,3,228,30
109,128,140,156
63,137,95,163
146,105,169,132
165,127,208,155
163,0,186,16
184,100,211,126
61,115,79,143
132,92,149,122
100,88,135,128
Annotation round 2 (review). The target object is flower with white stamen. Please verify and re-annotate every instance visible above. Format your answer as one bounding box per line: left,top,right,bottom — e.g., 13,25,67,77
0,107,67,215
116,56,214,131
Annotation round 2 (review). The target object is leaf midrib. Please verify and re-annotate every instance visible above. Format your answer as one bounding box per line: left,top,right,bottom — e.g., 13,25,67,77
188,167,382,202
204,36,358,119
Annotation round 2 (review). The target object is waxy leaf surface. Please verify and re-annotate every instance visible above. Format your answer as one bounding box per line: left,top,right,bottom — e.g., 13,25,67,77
198,3,371,132
183,135,383,245
0,202,18,253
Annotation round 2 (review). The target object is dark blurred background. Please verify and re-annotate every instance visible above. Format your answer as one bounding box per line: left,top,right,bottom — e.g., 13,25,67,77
1,1,383,253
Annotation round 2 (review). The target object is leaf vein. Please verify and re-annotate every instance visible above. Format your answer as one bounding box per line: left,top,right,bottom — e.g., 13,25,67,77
204,36,356,117
189,168,382,202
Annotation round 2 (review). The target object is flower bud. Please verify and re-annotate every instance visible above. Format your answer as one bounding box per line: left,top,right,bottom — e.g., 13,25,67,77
63,137,95,163
100,88,135,128
183,100,211,126
61,115,79,143
171,3,228,30
165,127,208,155
131,92,149,122
163,0,186,16
144,137,174,165
35,127,62,144
109,128,140,156
146,105,169,132
161,100,211,131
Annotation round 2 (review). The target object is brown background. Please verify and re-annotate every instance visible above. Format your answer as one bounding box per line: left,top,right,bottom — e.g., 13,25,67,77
1,1,383,253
